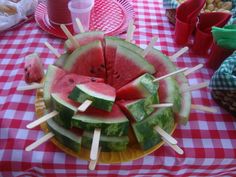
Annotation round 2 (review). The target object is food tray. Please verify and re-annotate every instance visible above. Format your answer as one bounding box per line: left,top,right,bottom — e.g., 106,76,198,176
35,89,177,163
35,0,134,39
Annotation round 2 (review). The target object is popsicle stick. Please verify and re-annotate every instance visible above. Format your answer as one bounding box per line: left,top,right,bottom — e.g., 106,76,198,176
126,19,134,42
154,125,177,145
142,36,158,57
76,18,85,33
162,137,184,155
191,104,217,113
150,103,173,108
153,67,188,82
90,128,101,161
60,24,80,48
182,82,209,93
169,47,189,61
44,42,61,58
77,100,93,112
184,64,204,76
27,111,58,129
89,147,101,170
25,132,54,151
17,83,43,91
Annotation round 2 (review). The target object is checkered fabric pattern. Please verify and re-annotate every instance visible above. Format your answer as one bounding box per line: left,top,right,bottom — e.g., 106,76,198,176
1,0,236,176
162,0,179,9
210,52,236,90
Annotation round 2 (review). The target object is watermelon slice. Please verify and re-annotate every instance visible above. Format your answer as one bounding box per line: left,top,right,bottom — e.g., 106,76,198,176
24,53,44,84
64,31,104,53
47,118,82,153
104,36,143,85
132,107,174,150
116,73,158,100
63,41,106,79
82,131,129,152
51,93,79,128
69,82,116,112
118,94,158,122
44,65,103,108
72,104,129,137
112,45,155,89
145,48,191,124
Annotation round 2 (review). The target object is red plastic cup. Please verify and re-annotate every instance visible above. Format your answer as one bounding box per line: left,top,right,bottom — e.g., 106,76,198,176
206,42,235,70
191,25,213,56
174,17,196,45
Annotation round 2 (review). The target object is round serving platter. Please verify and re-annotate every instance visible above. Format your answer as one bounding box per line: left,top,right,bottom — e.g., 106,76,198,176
35,88,177,163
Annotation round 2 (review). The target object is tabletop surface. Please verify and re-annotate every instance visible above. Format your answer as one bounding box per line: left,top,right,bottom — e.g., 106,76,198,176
1,0,236,176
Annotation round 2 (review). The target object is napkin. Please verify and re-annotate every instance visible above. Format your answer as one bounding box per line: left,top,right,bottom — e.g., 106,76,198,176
191,12,232,56
206,24,236,70
174,0,206,45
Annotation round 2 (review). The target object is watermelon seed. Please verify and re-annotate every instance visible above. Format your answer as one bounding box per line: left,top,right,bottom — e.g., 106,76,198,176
68,78,75,84
100,64,105,68
91,78,96,82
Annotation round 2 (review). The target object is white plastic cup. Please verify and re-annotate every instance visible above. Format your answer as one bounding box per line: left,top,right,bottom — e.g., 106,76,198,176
68,0,94,33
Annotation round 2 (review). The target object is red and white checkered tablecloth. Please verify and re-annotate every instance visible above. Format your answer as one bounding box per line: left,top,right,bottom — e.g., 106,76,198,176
1,0,236,176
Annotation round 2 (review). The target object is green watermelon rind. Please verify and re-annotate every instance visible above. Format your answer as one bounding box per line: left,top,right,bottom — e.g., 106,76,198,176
132,107,174,150
72,115,129,137
51,93,77,129
43,65,65,108
47,119,81,153
81,131,129,152
69,84,115,112
64,31,104,52
124,94,159,122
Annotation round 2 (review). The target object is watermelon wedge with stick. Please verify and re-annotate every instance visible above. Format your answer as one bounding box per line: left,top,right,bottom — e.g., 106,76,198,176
145,47,191,124
112,45,155,89
72,104,129,137
63,40,106,80
104,36,143,85
69,82,116,112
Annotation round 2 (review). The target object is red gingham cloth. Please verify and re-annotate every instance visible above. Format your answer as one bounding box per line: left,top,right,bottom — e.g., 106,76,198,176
1,0,236,176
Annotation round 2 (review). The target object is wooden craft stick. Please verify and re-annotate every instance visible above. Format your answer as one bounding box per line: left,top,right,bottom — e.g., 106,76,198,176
184,64,204,76
126,19,134,42
76,18,85,33
25,132,54,151
153,67,188,82
17,83,43,91
142,36,158,57
60,24,80,48
162,137,184,155
77,100,93,112
26,111,58,129
89,147,101,170
191,104,217,113
182,82,209,93
169,47,189,61
154,125,177,145
90,128,101,161
44,42,61,58
150,103,173,108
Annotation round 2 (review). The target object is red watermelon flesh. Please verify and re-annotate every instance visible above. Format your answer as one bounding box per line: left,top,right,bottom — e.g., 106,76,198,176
52,74,104,95
104,36,143,85
64,31,105,53
63,41,106,80
112,45,155,89
24,53,44,83
116,73,157,100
